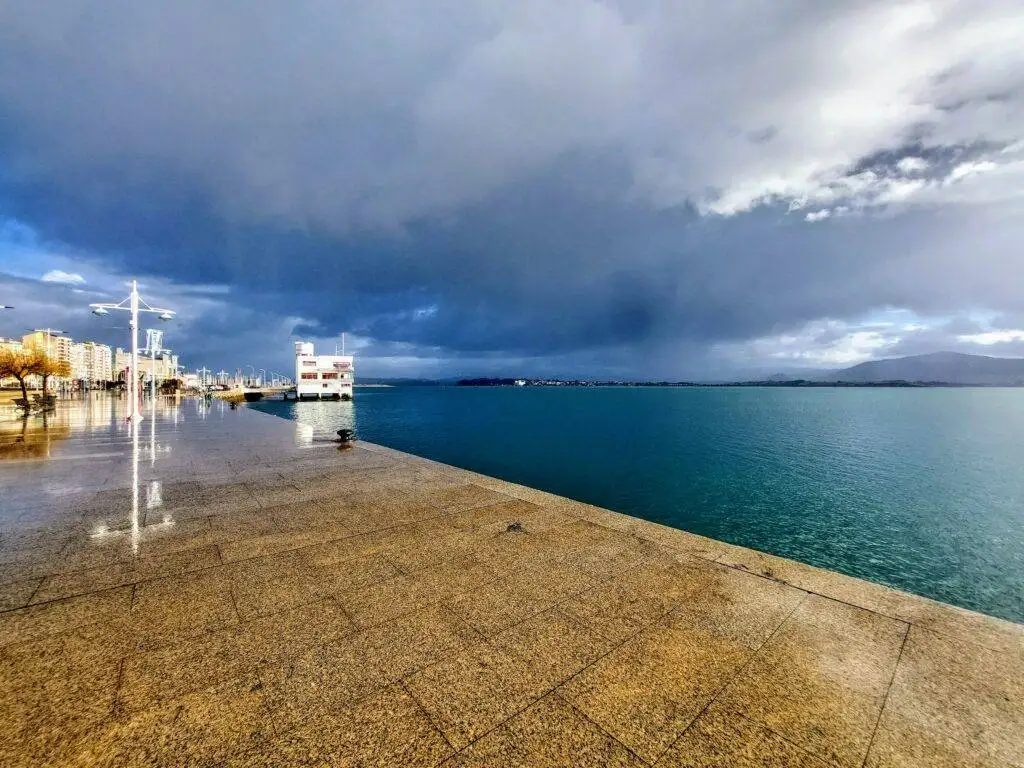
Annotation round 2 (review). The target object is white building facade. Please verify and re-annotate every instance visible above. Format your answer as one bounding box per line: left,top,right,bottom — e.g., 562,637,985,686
71,341,113,386
294,341,354,399
114,348,179,385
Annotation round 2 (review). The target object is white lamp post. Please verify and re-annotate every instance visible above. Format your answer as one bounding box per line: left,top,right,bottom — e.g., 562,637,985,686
90,280,175,422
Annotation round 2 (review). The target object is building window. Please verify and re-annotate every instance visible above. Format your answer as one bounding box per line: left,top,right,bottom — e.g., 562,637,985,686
321,372,339,379
301,372,318,380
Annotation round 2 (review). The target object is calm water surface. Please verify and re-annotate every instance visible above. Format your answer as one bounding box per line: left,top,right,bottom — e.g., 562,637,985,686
254,387,1024,622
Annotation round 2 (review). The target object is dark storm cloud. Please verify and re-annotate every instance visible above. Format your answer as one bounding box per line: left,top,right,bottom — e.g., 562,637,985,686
0,1,1022,375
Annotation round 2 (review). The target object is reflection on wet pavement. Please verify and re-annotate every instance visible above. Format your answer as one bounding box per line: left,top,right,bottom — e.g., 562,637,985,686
0,412,71,461
0,394,1021,767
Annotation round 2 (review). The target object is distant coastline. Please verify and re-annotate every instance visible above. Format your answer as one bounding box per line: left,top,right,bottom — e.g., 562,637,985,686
455,378,1023,388
451,352,1024,388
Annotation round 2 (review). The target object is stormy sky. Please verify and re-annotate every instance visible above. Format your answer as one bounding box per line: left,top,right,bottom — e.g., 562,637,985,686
1,1,1022,379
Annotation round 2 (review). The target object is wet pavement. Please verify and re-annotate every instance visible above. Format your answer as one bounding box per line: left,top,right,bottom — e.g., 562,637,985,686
0,394,1022,766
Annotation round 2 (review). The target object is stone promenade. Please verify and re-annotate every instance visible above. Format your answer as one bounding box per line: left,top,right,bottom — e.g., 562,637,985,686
1,397,1021,766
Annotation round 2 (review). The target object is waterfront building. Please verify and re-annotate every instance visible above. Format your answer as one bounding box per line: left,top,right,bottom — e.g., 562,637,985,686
114,347,180,386
294,341,354,399
70,341,114,387
0,336,23,353
22,330,73,363
22,330,74,392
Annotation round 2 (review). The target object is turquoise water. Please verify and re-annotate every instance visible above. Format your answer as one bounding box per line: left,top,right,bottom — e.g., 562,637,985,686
254,387,1024,623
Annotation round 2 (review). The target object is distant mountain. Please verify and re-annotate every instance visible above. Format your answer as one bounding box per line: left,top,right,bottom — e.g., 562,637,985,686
823,352,1024,385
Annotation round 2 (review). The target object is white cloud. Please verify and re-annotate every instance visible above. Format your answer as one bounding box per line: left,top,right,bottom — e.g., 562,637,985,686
957,329,1024,345
896,157,929,174
713,318,903,368
948,160,998,182
40,269,85,284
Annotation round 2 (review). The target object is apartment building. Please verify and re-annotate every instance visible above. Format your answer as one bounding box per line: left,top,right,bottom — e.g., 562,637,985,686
22,330,73,363
114,348,180,384
70,341,114,385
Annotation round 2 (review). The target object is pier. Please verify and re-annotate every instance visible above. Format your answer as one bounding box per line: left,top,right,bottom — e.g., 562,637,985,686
1,397,1021,766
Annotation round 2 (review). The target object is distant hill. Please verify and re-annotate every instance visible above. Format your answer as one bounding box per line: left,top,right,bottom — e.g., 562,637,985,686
823,352,1024,385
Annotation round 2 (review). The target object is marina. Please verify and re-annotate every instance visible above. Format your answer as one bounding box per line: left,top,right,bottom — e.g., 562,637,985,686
1,396,1021,766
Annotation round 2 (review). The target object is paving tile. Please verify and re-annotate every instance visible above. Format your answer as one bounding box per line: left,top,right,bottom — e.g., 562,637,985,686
0,585,132,646
413,552,508,599
260,633,389,732
32,543,221,602
339,572,447,629
444,575,559,637
304,551,402,597
299,529,392,565
547,521,658,581
0,551,53,585
351,603,482,681
218,526,340,562
58,521,215,573
0,577,40,611
447,498,575,539
667,562,807,648
117,625,253,713
0,622,127,764
446,692,644,767
716,596,907,767
263,683,453,768
507,557,599,600
866,707,1016,768
406,483,511,515
561,557,713,643
492,607,614,689
892,597,1024,658
405,641,548,750
882,626,1023,765
209,508,281,541
226,550,321,619
715,543,903,611
236,596,356,666
64,674,274,767
130,566,239,648
560,622,751,764
382,523,479,572
656,704,829,767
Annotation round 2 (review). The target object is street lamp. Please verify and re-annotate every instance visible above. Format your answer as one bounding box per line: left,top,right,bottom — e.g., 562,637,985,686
247,365,255,386
258,368,266,388
89,280,175,422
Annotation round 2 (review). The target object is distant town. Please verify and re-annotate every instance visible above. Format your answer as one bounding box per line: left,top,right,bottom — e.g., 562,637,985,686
0,329,287,393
